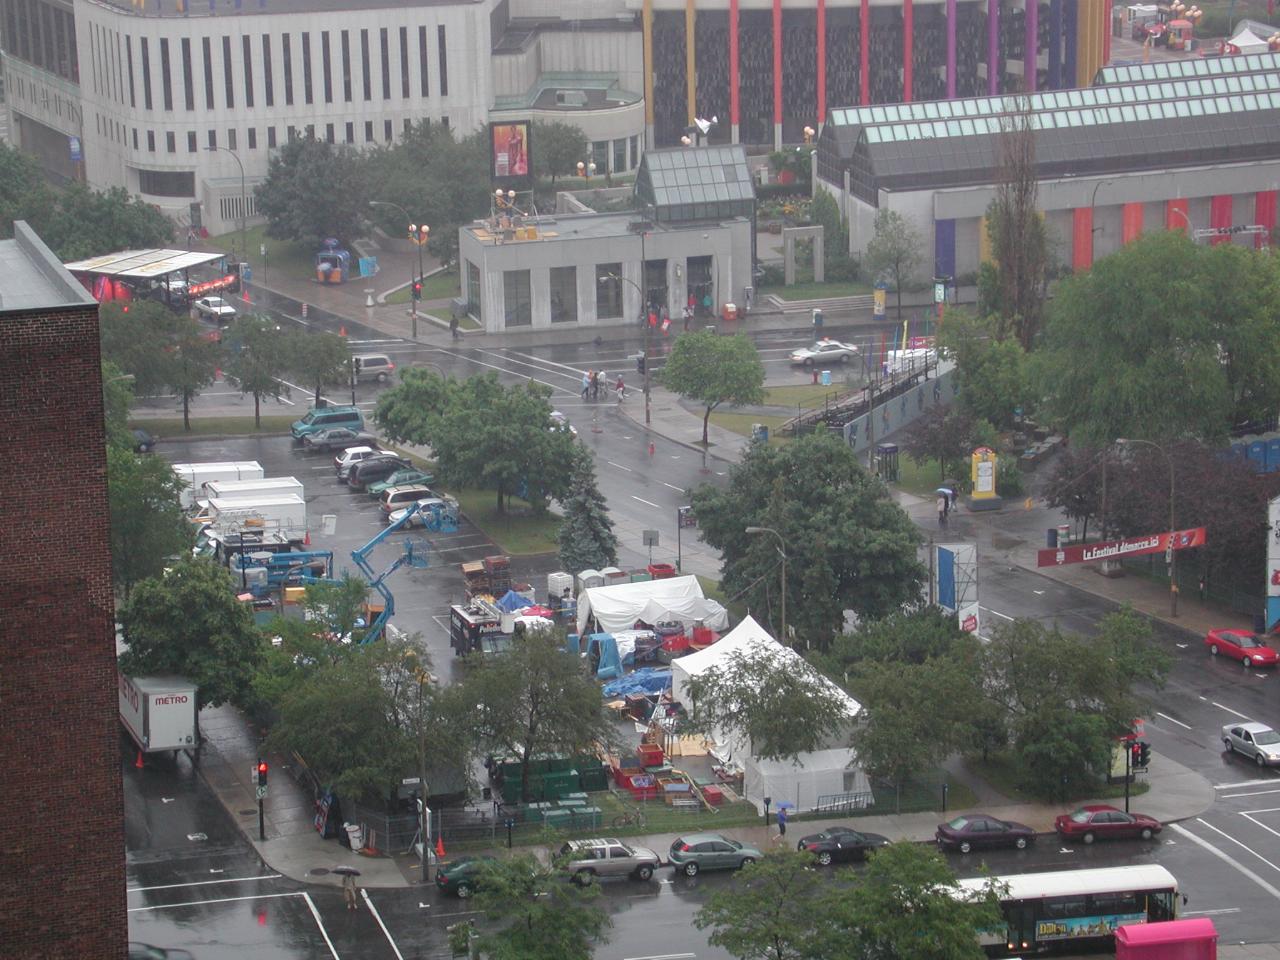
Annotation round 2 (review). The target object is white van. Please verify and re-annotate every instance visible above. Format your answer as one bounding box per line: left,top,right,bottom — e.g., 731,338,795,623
380,485,434,516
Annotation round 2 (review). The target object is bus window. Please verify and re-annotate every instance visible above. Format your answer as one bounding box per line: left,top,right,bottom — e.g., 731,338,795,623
1149,891,1176,921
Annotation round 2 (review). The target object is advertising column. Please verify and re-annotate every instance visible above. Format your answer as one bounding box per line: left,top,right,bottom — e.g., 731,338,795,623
1267,495,1280,631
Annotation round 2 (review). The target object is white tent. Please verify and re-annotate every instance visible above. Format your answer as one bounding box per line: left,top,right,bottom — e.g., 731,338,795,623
670,616,870,812
575,575,729,636
1230,26,1270,53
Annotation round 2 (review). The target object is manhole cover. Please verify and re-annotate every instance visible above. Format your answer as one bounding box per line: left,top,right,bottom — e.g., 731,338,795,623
309,867,331,877
238,809,257,816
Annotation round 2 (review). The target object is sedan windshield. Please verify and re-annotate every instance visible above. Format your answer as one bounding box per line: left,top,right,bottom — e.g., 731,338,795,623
1255,730,1280,746
1070,810,1092,823
947,817,969,830
1238,635,1264,648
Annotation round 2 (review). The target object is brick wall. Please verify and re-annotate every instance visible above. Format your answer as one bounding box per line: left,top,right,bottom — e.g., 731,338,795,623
0,305,127,959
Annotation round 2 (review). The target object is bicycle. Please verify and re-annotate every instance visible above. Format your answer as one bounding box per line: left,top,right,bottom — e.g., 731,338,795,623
612,809,647,829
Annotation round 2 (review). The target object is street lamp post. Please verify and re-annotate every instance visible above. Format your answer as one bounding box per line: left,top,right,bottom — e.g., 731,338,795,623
368,200,425,339
599,268,652,425
1089,179,1116,263
207,146,246,264
745,526,788,644
1118,438,1178,616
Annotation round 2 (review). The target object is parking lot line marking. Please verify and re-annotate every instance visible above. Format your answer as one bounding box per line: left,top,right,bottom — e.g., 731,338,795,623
1193,817,1280,877
1221,789,1280,799
128,891,298,912
632,496,662,508
301,891,341,960
1155,712,1193,730
982,608,1014,621
359,889,405,960
1241,812,1280,840
128,874,282,893
1217,778,1280,789
1212,701,1253,720
1170,823,1280,901
622,954,697,960
661,482,684,491
607,461,633,472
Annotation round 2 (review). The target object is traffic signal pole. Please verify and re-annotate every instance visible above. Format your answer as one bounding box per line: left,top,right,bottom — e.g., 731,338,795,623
255,758,268,841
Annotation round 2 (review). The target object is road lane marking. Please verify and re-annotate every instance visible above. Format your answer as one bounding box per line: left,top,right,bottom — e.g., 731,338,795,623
1156,712,1192,730
1170,823,1280,901
360,889,405,960
301,891,342,959
1182,908,1242,916
982,608,1014,621
632,496,662,508
623,954,697,960
128,874,282,893
1222,789,1280,799
1192,817,1280,877
607,461,634,472
1212,701,1253,720
661,482,684,491
129,891,298,911
1217,779,1280,789
1241,811,1280,839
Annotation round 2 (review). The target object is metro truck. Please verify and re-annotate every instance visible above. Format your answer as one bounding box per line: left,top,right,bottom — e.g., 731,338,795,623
172,461,264,509
206,493,307,536
119,673,199,756
193,477,305,516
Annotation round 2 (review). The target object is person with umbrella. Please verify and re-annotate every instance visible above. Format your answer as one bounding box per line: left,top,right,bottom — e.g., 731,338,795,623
775,802,793,841
334,865,361,910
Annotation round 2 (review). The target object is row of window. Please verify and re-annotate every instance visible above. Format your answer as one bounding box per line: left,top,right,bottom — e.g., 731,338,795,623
490,263,627,327
82,22,450,114
3,0,78,84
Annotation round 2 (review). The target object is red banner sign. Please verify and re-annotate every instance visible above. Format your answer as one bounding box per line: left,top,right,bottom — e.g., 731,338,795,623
188,274,237,297
1037,527,1206,568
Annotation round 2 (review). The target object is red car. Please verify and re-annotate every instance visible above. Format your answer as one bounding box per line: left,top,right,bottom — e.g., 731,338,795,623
935,814,1035,854
1205,628,1280,667
1054,804,1162,844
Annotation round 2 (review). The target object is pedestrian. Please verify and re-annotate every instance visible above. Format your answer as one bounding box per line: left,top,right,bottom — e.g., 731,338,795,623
341,872,359,911
937,495,948,528
682,305,692,332
590,370,600,401
581,371,590,400
449,315,460,339
1199,574,1207,601
776,805,788,840
615,373,626,401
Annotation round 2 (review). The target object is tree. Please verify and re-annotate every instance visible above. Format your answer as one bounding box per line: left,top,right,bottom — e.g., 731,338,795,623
659,332,766,445
825,607,969,669
107,445,192,597
692,432,924,645
809,189,854,280
937,309,1034,429
0,143,53,238
454,627,614,801
118,558,264,710
863,209,923,321
99,300,186,397
255,137,367,247
693,849,831,960
531,120,590,190
225,315,290,427
290,330,351,405
472,853,610,960
41,182,174,260
900,405,976,483
162,321,223,431
985,103,1049,348
556,447,619,573
102,360,136,450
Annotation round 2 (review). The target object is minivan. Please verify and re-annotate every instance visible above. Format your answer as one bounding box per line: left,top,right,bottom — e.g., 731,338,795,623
380,485,435,515
291,405,364,441
353,353,396,383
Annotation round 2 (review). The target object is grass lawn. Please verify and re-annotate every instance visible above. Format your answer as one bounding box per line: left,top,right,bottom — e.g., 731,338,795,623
970,754,1150,805
763,383,858,408
444,487,560,556
707,411,794,444
385,269,462,304
760,280,874,301
209,225,316,283
130,415,296,437
892,454,951,498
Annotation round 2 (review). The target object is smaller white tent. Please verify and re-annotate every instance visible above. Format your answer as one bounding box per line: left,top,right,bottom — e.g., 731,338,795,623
576,575,729,636
1230,26,1270,53
746,750,872,814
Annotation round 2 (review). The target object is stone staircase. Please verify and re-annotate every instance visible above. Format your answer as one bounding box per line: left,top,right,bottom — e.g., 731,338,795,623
763,293,875,314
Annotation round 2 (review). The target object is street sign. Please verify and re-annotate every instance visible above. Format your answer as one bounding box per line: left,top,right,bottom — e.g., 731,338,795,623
678,505,697,528
256,785,268,799
643,530,660,546
69,136,82,162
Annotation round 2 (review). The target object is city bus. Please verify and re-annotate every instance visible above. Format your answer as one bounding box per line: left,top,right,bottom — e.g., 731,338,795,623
956,864,1180,956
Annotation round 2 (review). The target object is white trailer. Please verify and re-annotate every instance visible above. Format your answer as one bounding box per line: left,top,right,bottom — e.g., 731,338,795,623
206,493,307,537
194,477,304,516
172,461,264,509
118,674,199,755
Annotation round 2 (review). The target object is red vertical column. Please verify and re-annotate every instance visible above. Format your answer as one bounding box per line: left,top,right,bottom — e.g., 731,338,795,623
903,0,914,102
1102,0,1111,66
1210,194,1233,245
1072,208,1094,271
860,0,870,105
1255,190,1277,249
772,0,783,136
817,0,826,125
1121,202,1144,244
1166,198,1189,233
729,0,740,137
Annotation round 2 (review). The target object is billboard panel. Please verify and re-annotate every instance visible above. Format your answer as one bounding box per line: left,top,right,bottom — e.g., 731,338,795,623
490,121,532,190
1268,495,1280,630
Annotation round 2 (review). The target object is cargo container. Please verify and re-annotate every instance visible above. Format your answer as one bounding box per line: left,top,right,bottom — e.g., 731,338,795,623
193,477,304,515
206,494,307,537
119,673,199,755
172,461,264,509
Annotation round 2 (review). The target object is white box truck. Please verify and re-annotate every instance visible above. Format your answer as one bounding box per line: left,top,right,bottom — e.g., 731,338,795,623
193,477,305,516
206,493,307,537
119,673,199,755
172,461,264,509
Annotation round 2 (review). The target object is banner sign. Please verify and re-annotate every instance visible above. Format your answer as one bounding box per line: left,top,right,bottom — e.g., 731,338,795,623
1266,496,1280,631
188,275,237,296
1037,527,1206,568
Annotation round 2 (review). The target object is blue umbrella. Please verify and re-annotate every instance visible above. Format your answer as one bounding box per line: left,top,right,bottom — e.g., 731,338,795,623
775,801,796,810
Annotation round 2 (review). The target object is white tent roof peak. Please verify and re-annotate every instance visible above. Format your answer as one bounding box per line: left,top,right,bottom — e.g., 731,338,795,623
576,574,729,635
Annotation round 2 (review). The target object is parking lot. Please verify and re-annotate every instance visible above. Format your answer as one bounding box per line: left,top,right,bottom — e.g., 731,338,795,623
163,435,564,678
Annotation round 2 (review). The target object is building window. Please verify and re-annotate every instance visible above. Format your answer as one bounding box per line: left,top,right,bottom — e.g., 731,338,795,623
592,140,608,169
360,30,371,101
321,32,332,103
136,168,195,197
208,129,217,149
247,127,257,149
222,36,234,108
262,35,273,106
140,37,152,109
365,120,374,142
437,25,448,96
147,129,155,152
126,37,135,107
550,266,578,323
325,123,334,143
340,31,352,102
267,126,277,148
180,38,194,110
613,138,626,173
287,125,297,141
228,128,237,150
132,128,138,149
398,26,409,98
418,26,429,97
466,261,481,321
282,34,293,105
441,115,449,129
384,118,393,142
301,32,313,105
187,130,196,152
305,124,315,140
202,38,214,108
345,121,353,143
166,130,176,153
630,135,639,169
596,263,623,318
403,118,412,134
242,35,254,107
503,269,532,327
379,28,390,100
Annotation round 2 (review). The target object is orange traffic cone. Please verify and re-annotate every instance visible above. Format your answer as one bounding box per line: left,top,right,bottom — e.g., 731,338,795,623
303,530,311,546
135,750,144,769
241,287,251,303
435,836,446,859
339,325,347,337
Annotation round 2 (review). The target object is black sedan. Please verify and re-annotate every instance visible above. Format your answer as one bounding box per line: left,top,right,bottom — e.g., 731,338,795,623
796,826,889,865
935,813,1035,854
348,454,411,490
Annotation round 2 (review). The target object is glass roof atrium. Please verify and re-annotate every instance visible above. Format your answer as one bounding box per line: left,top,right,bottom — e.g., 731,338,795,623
635,145,755,223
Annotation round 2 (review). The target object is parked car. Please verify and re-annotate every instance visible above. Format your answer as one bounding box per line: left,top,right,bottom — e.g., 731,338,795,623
334,446,395,478
790,339,858,366
191,295,237,323
380,484,436,515
387,497,457,527
559,838,660,884
935,814,1035,854
302,427,378,452
435,856,494,898
291,404,365,442
549,411,578,437
367,467,434,498
352,353,396,383
668,833,764,877
1206,628,1280,667
1222,722,1280,767
796,826,889,865
132,428,157,453
1054,804,1162,844
348,455,413,490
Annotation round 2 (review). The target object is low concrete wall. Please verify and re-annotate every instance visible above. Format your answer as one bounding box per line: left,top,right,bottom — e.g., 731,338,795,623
843,363,959,457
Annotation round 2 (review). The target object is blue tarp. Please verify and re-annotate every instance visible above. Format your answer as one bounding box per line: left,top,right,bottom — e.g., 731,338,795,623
496,589,531,613
601,668,672,698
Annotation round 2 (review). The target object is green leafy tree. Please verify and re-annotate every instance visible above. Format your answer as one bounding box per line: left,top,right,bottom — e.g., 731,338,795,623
692,432,924,645
531,120,590,189
102,360,136,450
255,137,367,247
41,182,174,260
556,447,619,573
374,365,453,443
863,209,923,321
938,309,1034,428
454,627,614,801
659,331,766,445
162,321,223,431
900,405,976,483
225,315,290,427
809,189,854,280
99,300,186,397
693,849,831,960
290,331,351,406
119,558,264,710
472,853,610,960
825,607,968,668
0,143,53,237
107,445,192,597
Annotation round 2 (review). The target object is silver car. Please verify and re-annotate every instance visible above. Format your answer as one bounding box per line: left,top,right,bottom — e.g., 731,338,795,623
558,838,660,884
790,339,858,366
1222,722,1280,767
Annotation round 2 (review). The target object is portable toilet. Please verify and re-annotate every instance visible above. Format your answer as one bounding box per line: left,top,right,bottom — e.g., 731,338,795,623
578,569,604,591
1267,438,1280,473
1248,440,1267,472
601,566,628,585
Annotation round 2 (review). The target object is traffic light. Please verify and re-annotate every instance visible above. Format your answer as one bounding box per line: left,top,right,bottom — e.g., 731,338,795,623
257,761,269,787
1130,741,1142,769
1137,741,1151,767
412,281,422,301
635,354,646,374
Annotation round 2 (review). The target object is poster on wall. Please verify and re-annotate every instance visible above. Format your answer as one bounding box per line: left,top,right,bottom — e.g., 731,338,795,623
1268,495,1280,631
489,121,532,191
